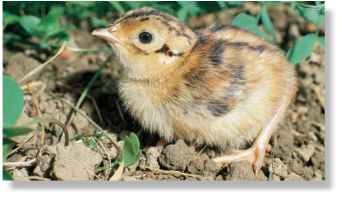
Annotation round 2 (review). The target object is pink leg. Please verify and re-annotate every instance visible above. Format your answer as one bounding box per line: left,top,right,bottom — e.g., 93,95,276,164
213,98,289,170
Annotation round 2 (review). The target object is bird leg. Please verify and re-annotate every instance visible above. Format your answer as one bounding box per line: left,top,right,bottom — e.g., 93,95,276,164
213,139,270,171
213,99,288,170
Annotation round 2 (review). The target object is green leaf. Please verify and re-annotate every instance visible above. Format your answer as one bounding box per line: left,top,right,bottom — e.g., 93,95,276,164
217,2,228,9
177,2,202,16
3,170,12,181
3,33,21,45
124,2,144,9
19,15,41,35
122,133,140,167
232,13,273,42
295,3,325,26
3,126,34,137
177,7,188,22
287,33,318,64
262,2,281,6
3,75,24,127
226,1,243,7
36,6,64,38
232,13,257,28
149,3,175,15
217,1,243,8
90,17,107,28
4,11,20,28
260,6,276,37
3,138,14,181
110,2,125,14
3,138,14,159
83,137,98,151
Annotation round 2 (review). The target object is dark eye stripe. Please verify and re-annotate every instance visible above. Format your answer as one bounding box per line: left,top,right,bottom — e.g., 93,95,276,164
155,44,184,57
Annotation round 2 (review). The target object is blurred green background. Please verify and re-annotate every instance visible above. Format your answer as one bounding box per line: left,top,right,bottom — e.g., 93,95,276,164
3,1,324,64
3,1,243,49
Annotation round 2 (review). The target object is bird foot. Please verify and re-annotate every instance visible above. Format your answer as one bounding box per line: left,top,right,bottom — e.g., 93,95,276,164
213,144,271,171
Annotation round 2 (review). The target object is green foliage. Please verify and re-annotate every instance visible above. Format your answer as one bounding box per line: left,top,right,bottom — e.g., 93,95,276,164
35,7,65,37
3,75,24,180
176,1,203,22
260,5,276,38
19,15,41,34
121,133,140,167
285,2,325,64
90,17,108,29
230,3,279,42
3,1,233,50
232,13,273,42
230,1,325,64
83,137,98,151
3,75,24,127
3,11,20,28
287,33,319,65
3,138,14,180
4,4,69,50
3,126,34,137
4,1,325,65
217,1,243,9
3,170,12,181
3,75,35,180
294,2,324,26
3,138,13,159
110,2,126,14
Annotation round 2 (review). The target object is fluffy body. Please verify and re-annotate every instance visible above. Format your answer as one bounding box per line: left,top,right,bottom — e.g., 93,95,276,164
93,8,297,149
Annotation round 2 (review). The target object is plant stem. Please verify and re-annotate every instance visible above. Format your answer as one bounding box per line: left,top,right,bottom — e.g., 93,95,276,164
19,42,66,84
3,158,37,168
63,55,113,128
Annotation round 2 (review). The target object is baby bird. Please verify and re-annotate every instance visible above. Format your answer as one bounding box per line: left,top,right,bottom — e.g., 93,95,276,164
92,7,297,169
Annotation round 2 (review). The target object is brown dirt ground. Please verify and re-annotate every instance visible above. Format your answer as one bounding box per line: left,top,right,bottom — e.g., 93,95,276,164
3,3,325,181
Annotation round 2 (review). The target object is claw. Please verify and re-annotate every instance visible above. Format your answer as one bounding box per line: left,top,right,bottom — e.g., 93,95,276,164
213,143,269,171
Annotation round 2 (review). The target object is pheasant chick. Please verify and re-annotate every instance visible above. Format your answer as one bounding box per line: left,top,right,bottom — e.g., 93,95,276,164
92,7,297,169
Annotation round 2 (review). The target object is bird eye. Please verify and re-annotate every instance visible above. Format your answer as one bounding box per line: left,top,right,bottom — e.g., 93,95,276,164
138,31,153,44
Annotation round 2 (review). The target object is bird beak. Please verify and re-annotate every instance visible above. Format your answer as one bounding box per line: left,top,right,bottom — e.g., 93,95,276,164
92,28,118,43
